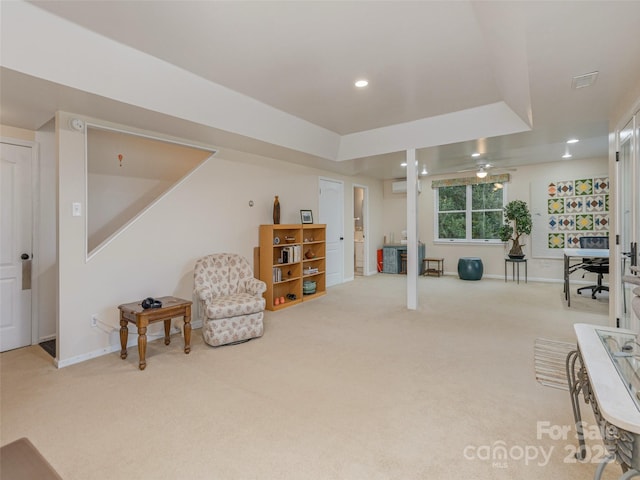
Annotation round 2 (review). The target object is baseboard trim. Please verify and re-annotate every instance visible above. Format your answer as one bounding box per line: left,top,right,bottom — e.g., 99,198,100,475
38,334,56,343
370,270,599,286
56,319,203,368
441,272,598,285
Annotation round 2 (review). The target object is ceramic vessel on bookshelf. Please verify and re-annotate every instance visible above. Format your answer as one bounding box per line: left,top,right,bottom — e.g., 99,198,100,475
273,196,280,224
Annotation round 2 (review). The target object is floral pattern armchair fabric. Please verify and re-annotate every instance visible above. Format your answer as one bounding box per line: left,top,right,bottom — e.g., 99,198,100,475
194,253,266,346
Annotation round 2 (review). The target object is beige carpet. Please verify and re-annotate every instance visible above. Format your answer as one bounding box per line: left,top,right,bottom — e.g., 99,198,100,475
1,275,617,479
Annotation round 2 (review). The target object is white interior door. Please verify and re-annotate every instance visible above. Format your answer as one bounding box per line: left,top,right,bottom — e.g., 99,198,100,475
319,178,344,287
618,114,639,331
1,142,33,352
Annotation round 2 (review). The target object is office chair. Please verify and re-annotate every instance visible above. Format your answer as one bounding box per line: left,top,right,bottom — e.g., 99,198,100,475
577,236,609,299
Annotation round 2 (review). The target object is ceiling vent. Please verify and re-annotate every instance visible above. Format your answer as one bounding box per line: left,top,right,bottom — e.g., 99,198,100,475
571,71,599,89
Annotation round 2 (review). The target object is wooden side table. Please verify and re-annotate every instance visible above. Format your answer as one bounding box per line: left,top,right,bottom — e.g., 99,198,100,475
118,296,192,370
423,257,444,277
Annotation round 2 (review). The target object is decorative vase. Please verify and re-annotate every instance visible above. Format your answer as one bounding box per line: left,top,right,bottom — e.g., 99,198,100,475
273,196,280,224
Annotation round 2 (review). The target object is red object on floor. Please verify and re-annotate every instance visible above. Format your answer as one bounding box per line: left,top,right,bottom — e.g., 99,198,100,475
377,249,383,272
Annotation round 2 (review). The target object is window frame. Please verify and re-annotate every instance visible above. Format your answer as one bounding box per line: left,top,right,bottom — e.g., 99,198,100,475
434,182,507,244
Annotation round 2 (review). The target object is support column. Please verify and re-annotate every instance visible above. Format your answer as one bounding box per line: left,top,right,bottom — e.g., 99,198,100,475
406,148,418,310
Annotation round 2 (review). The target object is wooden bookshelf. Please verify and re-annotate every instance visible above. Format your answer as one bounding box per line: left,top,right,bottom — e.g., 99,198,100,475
259,224,326,311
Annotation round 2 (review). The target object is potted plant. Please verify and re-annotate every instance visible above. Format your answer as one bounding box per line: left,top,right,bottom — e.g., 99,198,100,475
499,200,532,259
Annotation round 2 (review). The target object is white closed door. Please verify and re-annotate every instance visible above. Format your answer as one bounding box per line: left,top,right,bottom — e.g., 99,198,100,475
1,142,33,352
319,178,344,287
618,114,639,331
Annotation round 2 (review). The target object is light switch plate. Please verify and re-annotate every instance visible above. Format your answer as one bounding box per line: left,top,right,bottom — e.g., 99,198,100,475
72,202,82,217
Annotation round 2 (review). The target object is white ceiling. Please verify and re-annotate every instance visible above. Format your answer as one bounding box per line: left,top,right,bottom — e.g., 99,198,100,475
2,1,640,179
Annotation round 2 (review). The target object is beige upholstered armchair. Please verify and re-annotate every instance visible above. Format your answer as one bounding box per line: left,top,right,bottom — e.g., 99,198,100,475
194,253,266,346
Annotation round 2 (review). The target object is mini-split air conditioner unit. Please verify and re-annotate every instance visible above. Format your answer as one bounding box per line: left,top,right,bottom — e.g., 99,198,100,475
391,180,422,194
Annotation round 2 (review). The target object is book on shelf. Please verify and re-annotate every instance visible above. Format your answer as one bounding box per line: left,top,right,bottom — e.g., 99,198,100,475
272,267,282,283
281,245,301,264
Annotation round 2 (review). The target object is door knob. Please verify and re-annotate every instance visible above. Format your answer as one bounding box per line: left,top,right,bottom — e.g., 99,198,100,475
21,254,32,290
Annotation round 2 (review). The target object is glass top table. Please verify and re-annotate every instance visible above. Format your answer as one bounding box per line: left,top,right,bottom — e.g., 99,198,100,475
568,324,640,479
598,328,640,412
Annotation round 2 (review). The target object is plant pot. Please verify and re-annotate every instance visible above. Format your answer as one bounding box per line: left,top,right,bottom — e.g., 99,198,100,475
508,254,525,260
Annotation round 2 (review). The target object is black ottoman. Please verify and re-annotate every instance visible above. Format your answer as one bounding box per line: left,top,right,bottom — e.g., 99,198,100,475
458,257,483,281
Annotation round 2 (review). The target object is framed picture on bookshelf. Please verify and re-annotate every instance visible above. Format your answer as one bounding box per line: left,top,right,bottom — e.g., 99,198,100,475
300,209,313,224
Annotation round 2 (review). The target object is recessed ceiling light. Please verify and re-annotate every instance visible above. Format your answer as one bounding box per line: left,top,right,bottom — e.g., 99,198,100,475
567,139,579,144
355,79,369,88
400,162,407,167
421,166,428,175
471,152,481,157
562,153,572,159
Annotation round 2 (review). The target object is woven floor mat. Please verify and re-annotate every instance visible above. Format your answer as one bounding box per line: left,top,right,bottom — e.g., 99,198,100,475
534,338,576,391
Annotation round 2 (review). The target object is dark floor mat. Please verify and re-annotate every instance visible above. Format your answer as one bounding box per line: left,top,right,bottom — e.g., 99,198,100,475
39,339,55,358
0,437,64,480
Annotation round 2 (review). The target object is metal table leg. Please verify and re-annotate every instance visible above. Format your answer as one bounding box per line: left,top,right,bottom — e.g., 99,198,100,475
566,349,587,459
594,455,616,480
567,347,640,479
618,469,640,480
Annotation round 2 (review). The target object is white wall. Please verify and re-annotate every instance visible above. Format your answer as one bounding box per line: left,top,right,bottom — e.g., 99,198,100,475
50,112,383,366
87,173,171,251
382,157,609,281
0,125,35,142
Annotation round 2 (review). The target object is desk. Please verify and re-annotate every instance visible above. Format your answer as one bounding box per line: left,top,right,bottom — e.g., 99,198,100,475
563,248,609,307
118,296,192,370
504,258,527,284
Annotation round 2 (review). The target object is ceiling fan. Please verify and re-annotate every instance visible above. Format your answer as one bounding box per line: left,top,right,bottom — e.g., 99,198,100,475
456,163,517,178
456,163,492,178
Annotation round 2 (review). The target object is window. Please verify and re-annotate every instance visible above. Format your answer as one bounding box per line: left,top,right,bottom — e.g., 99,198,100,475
436,182,505,241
